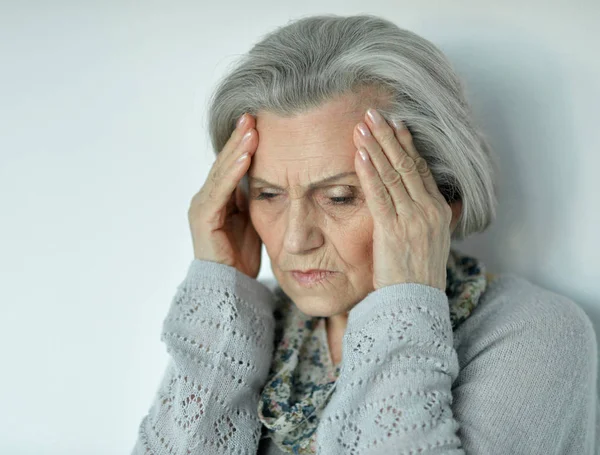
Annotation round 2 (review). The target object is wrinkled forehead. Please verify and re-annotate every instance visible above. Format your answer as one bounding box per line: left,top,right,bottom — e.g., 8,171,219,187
248,99,367,187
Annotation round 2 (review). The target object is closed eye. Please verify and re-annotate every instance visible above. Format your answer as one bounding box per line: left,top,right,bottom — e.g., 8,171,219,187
254,192,356,206
329,196,356,205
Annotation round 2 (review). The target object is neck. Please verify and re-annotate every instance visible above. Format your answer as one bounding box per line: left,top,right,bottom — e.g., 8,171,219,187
326,312,349,332
326,312,348,366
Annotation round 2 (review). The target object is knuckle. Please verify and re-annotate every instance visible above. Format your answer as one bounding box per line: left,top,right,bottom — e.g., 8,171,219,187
397,155,416,172
382,169,402,187
190,191,206,211
424,202,442,221
374,184,390,201
377,128,397,148
209,169,221,186
415,157,429,174
207,183,218,201
189,190,202,206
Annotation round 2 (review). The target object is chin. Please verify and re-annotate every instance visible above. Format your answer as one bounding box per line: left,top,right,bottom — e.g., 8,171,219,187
279,284,349,318
274,269,359,316
293,297,341,317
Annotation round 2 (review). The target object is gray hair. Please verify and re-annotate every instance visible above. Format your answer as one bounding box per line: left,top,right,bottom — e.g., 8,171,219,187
207,13,499,241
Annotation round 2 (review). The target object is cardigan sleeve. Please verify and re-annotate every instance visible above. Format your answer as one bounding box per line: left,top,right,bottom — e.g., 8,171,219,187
314,280,598,454
131,259,277,455
315,282,463,454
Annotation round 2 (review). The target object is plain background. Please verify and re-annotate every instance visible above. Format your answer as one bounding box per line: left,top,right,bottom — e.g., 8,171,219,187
1,1,599,453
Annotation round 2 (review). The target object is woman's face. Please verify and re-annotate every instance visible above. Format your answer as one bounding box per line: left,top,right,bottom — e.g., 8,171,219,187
245,94,377,318
246,93,456,318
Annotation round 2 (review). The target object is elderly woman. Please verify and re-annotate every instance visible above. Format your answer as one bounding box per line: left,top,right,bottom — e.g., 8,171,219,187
131,14,597,455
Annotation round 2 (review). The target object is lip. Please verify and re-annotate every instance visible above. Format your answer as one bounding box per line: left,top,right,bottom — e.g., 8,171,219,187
290,270,336,287
291,269,332,273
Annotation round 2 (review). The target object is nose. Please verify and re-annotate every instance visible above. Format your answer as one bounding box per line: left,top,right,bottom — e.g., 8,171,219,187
283,199,324,255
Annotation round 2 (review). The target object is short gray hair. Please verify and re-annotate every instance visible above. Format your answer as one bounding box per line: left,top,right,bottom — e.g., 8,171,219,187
207,13,499,241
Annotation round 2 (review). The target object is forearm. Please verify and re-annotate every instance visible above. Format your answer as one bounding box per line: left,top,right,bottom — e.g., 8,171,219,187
132,259,276,455
316,282,463,454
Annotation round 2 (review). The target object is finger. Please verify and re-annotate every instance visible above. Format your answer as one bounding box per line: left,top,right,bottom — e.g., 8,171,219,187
213,113,257,172
364,109,430,205
355,147,396,221
390,119,446,204
355,121,411,211
198,133,255,224
201,113,256,197
202,114,254,190
223,113,257,159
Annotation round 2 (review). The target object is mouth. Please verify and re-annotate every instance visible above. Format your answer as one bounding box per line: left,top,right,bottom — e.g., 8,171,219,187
290,270,337,287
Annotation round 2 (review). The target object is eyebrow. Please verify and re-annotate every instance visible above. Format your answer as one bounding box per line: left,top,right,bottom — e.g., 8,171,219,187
248,171,358,190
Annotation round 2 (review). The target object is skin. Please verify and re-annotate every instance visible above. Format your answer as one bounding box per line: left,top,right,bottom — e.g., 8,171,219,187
244,92,462,366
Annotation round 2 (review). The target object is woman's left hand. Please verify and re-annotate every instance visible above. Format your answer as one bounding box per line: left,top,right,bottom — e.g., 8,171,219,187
353,108,453,292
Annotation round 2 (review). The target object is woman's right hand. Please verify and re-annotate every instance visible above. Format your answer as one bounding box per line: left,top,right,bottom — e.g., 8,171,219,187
187,113,262,278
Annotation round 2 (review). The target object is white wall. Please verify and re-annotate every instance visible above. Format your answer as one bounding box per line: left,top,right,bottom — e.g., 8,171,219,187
1,1,598,453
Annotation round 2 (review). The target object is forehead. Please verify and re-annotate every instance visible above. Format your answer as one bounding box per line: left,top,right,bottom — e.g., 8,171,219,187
248,95,370,185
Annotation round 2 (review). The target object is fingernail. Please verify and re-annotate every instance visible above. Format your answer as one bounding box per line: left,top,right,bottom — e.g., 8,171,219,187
358,148,369,162
236,153,249,164
357,122,371,137
366,108,383,125
241,130,252,143
237,114,247,128
391,119,405,130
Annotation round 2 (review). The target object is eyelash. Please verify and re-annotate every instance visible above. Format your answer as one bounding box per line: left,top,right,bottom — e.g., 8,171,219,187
255,193,356,206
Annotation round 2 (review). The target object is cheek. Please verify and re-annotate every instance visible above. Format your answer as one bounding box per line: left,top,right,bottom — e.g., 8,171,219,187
248,203,282,251
249,201,374,259
332,212,374,266
248,203,267,237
